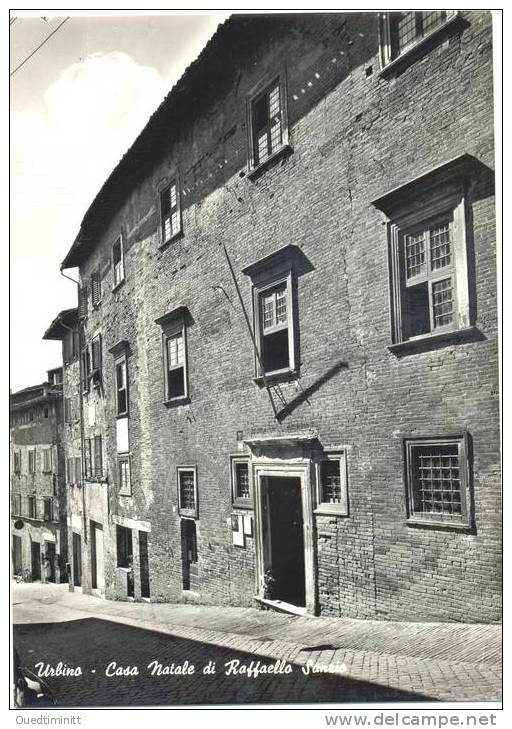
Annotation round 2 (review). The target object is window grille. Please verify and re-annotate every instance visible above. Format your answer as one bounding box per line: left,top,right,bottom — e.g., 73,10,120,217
235,462,250,499
179,472,195,510
320,459,342,504
411,444,462,517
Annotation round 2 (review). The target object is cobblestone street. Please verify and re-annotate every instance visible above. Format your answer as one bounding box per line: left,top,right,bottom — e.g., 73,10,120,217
12,583,502,707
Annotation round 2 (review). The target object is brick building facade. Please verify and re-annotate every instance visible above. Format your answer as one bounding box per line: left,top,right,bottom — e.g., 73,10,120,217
10,370,67,583
51,12,499,622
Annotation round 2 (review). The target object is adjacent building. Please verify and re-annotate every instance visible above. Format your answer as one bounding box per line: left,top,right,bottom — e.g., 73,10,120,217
10,370,67,583
45,12,499,622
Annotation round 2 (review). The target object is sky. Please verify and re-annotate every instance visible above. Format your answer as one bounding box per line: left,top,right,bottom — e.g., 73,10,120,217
10,11,231,392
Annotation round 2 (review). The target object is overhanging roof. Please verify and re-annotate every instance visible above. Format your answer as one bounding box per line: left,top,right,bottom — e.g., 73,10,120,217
43,308,79,340
60,14,285,270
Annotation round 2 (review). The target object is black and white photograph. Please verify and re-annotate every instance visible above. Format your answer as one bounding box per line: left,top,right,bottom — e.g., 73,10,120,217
9,7,502,717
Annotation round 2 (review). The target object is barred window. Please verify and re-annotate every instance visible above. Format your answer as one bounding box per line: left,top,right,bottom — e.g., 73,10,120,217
160,181,181,244
316,453,348,514
178,467,198,518
405,437,470,525
231,457,251,505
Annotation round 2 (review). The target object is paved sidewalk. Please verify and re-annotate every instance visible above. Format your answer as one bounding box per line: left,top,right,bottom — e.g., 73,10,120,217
12,582,501,704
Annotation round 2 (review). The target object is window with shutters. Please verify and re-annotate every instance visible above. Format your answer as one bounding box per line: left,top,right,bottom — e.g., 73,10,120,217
84,438,92,478
74,456,81,486
28,449,36,474
178,466,198,518
94,435,103,479
231,456,251,507
112,236,125,288
28,495,36,519
42,447,52,473
43,497,53,521
91,270,101,307
159,179,181,245
116,525,133,567
67,457,75,485
81,347,91,393
79,284,88,318
379,11,458,69
13,450,21,474
404,435,471,528
247,75,289,173
91,335,102,385
119,457,131,496
12,493,21,515
64,398,72,424
315,452,349,515
115,356,128,416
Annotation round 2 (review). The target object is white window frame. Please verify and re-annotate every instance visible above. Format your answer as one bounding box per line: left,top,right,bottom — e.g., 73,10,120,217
231,455,252,508
247,72,290,174
404,434,471,528
314,451,349,516
115,354,129,417
253,270,295,378
379,11,458,70
177,465,198,518
119,456,132,497
388,192,470,347
159,177,182,246
112,235,125,289
162,321,189,404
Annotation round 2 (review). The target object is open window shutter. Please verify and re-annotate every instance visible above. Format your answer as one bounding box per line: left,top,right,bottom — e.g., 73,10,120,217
79,285,88,318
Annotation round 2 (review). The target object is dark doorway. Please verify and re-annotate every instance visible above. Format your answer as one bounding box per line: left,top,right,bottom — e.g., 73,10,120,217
31,541,41,581
90,522,105,592
139,531,150,598
72,532,82,587
264,476,305,607
181,520,198,591
45,542,56,582
12,535,22,575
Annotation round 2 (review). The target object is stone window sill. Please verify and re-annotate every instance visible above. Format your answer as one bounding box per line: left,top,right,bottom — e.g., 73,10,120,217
379,13,461,78
158,229,183,252
314,506,349,517
388,326,479,356
247,144,293,180
406,518,473,533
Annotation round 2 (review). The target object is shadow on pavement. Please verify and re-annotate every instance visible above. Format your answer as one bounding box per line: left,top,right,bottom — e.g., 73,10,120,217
14,618,434,707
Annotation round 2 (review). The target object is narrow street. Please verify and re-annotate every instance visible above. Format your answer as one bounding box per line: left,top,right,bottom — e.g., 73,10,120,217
12,582,501,707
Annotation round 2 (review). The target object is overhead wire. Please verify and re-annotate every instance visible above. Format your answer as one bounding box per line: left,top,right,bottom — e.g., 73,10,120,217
10,17,70,78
